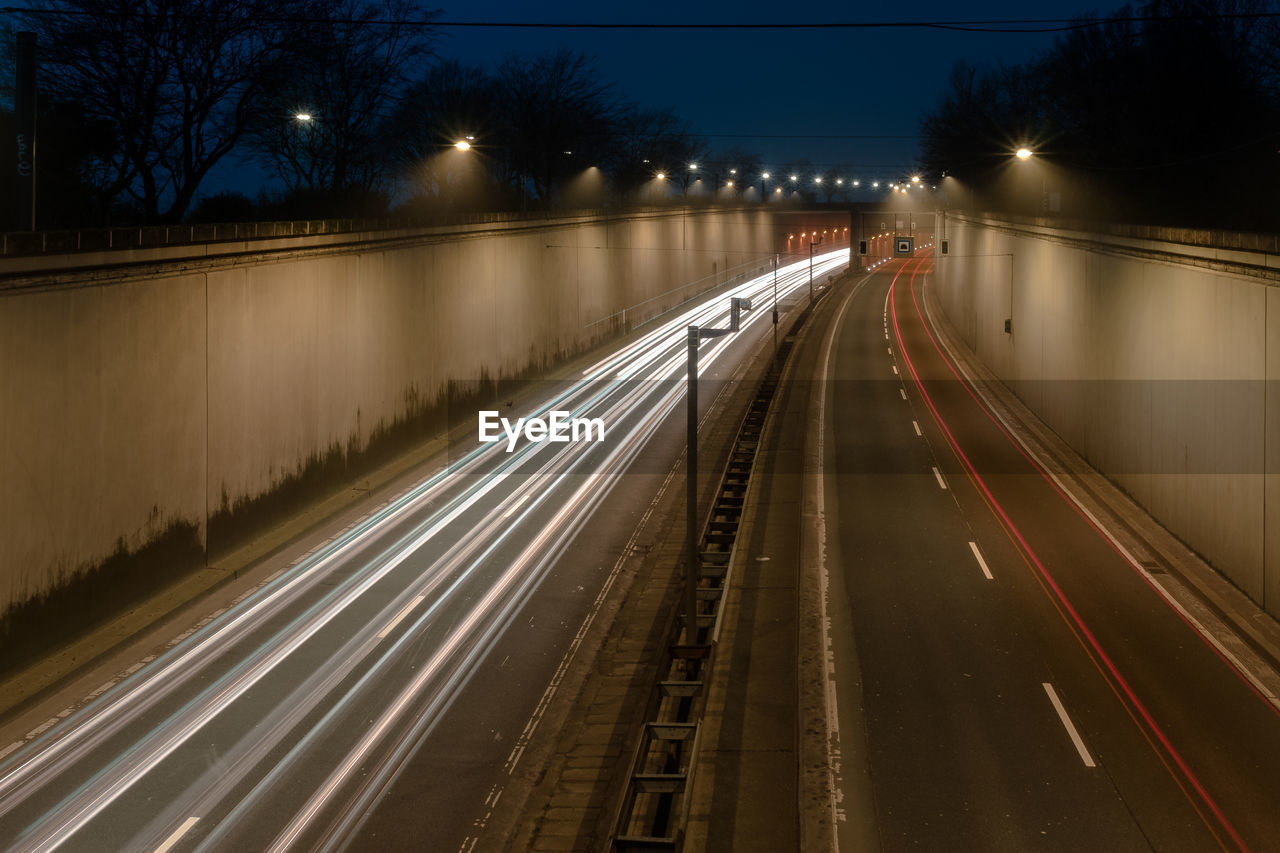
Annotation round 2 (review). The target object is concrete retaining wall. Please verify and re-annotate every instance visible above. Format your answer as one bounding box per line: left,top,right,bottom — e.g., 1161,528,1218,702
0,207,847,615
934,212,1280,615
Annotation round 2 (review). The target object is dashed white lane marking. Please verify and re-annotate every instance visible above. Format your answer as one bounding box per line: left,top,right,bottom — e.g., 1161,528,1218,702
1043,683,1097,767
892,365,899,375
887,347,893,356
919,280,1280,714
912,420,922,437
932,467,948,490
899,388,907,401
377,594,426,640
501,494,530,519
26,718,59,739
153,816,200,853
0,742,21,761
968,541,994,580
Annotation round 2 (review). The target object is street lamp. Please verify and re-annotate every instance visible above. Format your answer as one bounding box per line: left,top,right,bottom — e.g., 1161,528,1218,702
1016,147,1033,160
294,112,313,123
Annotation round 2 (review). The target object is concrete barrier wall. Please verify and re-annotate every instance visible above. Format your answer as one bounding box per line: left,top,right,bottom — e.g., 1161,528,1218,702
934,212,1280,615
0,208,846,615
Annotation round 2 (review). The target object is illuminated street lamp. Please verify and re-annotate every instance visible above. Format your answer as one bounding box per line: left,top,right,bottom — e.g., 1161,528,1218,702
294,112,313,122
1016,147,1033,160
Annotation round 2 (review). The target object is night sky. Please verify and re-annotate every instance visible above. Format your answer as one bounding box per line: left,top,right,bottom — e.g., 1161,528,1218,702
417,1,1110,175
212,1,1118,195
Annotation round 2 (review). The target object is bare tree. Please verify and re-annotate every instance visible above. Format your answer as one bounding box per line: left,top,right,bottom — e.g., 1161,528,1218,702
384,59,502,211
494,49,617,206
606,106,701,200
245,0,437,200
25,0,305,222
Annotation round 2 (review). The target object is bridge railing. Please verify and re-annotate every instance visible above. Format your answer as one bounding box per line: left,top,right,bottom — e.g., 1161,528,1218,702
0,208,625,257
0,200,824,258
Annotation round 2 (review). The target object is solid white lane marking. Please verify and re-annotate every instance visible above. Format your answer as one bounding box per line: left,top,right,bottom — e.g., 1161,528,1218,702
932,467,948,490
153,816,200,853
377,595,425,640
501,493,530,519
912,420,922,437
1043,683,1096,767
899,388,907,400
968,541,994,580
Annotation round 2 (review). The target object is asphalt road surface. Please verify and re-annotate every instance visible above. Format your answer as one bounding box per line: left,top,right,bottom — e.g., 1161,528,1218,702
819,250,1280,852
0,251,848,853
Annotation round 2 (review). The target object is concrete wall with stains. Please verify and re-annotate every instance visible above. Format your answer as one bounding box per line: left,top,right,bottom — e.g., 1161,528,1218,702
934,212,1280,615
0,208,846,615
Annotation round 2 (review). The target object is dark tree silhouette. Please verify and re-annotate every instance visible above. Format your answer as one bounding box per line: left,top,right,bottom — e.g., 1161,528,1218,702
23,0,306,223
607,106,703,200
244,0,437,202
919,0,1280,228
494,49,617,207
383,59,504,212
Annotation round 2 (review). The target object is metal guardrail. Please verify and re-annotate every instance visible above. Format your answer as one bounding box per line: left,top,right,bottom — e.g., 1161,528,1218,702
0,210,616,257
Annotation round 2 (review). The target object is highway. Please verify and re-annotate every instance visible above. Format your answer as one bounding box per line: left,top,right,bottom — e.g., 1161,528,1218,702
818,250,1280,851
0,250,849,853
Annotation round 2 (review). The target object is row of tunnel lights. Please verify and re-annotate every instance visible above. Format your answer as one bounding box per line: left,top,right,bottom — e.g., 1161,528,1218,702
785,227,851,241
650,165,934,193
298,118,1036,185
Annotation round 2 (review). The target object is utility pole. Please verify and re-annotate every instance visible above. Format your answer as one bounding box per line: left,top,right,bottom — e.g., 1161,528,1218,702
685,305,739,643
772,253,779,361
809,239,818,305
686,326,699,645
15,31,37,231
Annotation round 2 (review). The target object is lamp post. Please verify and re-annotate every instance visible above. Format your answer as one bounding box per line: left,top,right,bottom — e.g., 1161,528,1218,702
686,318,731,645
808,237,821,305
772,253,780,360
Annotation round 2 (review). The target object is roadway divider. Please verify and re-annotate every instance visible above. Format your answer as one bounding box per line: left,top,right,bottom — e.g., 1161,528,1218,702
609,273,829,851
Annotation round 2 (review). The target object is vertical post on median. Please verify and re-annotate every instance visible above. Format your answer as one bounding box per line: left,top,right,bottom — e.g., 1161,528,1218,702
15,31,37,231
686,325,700,644
808,241,815,306
772,254,779,362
